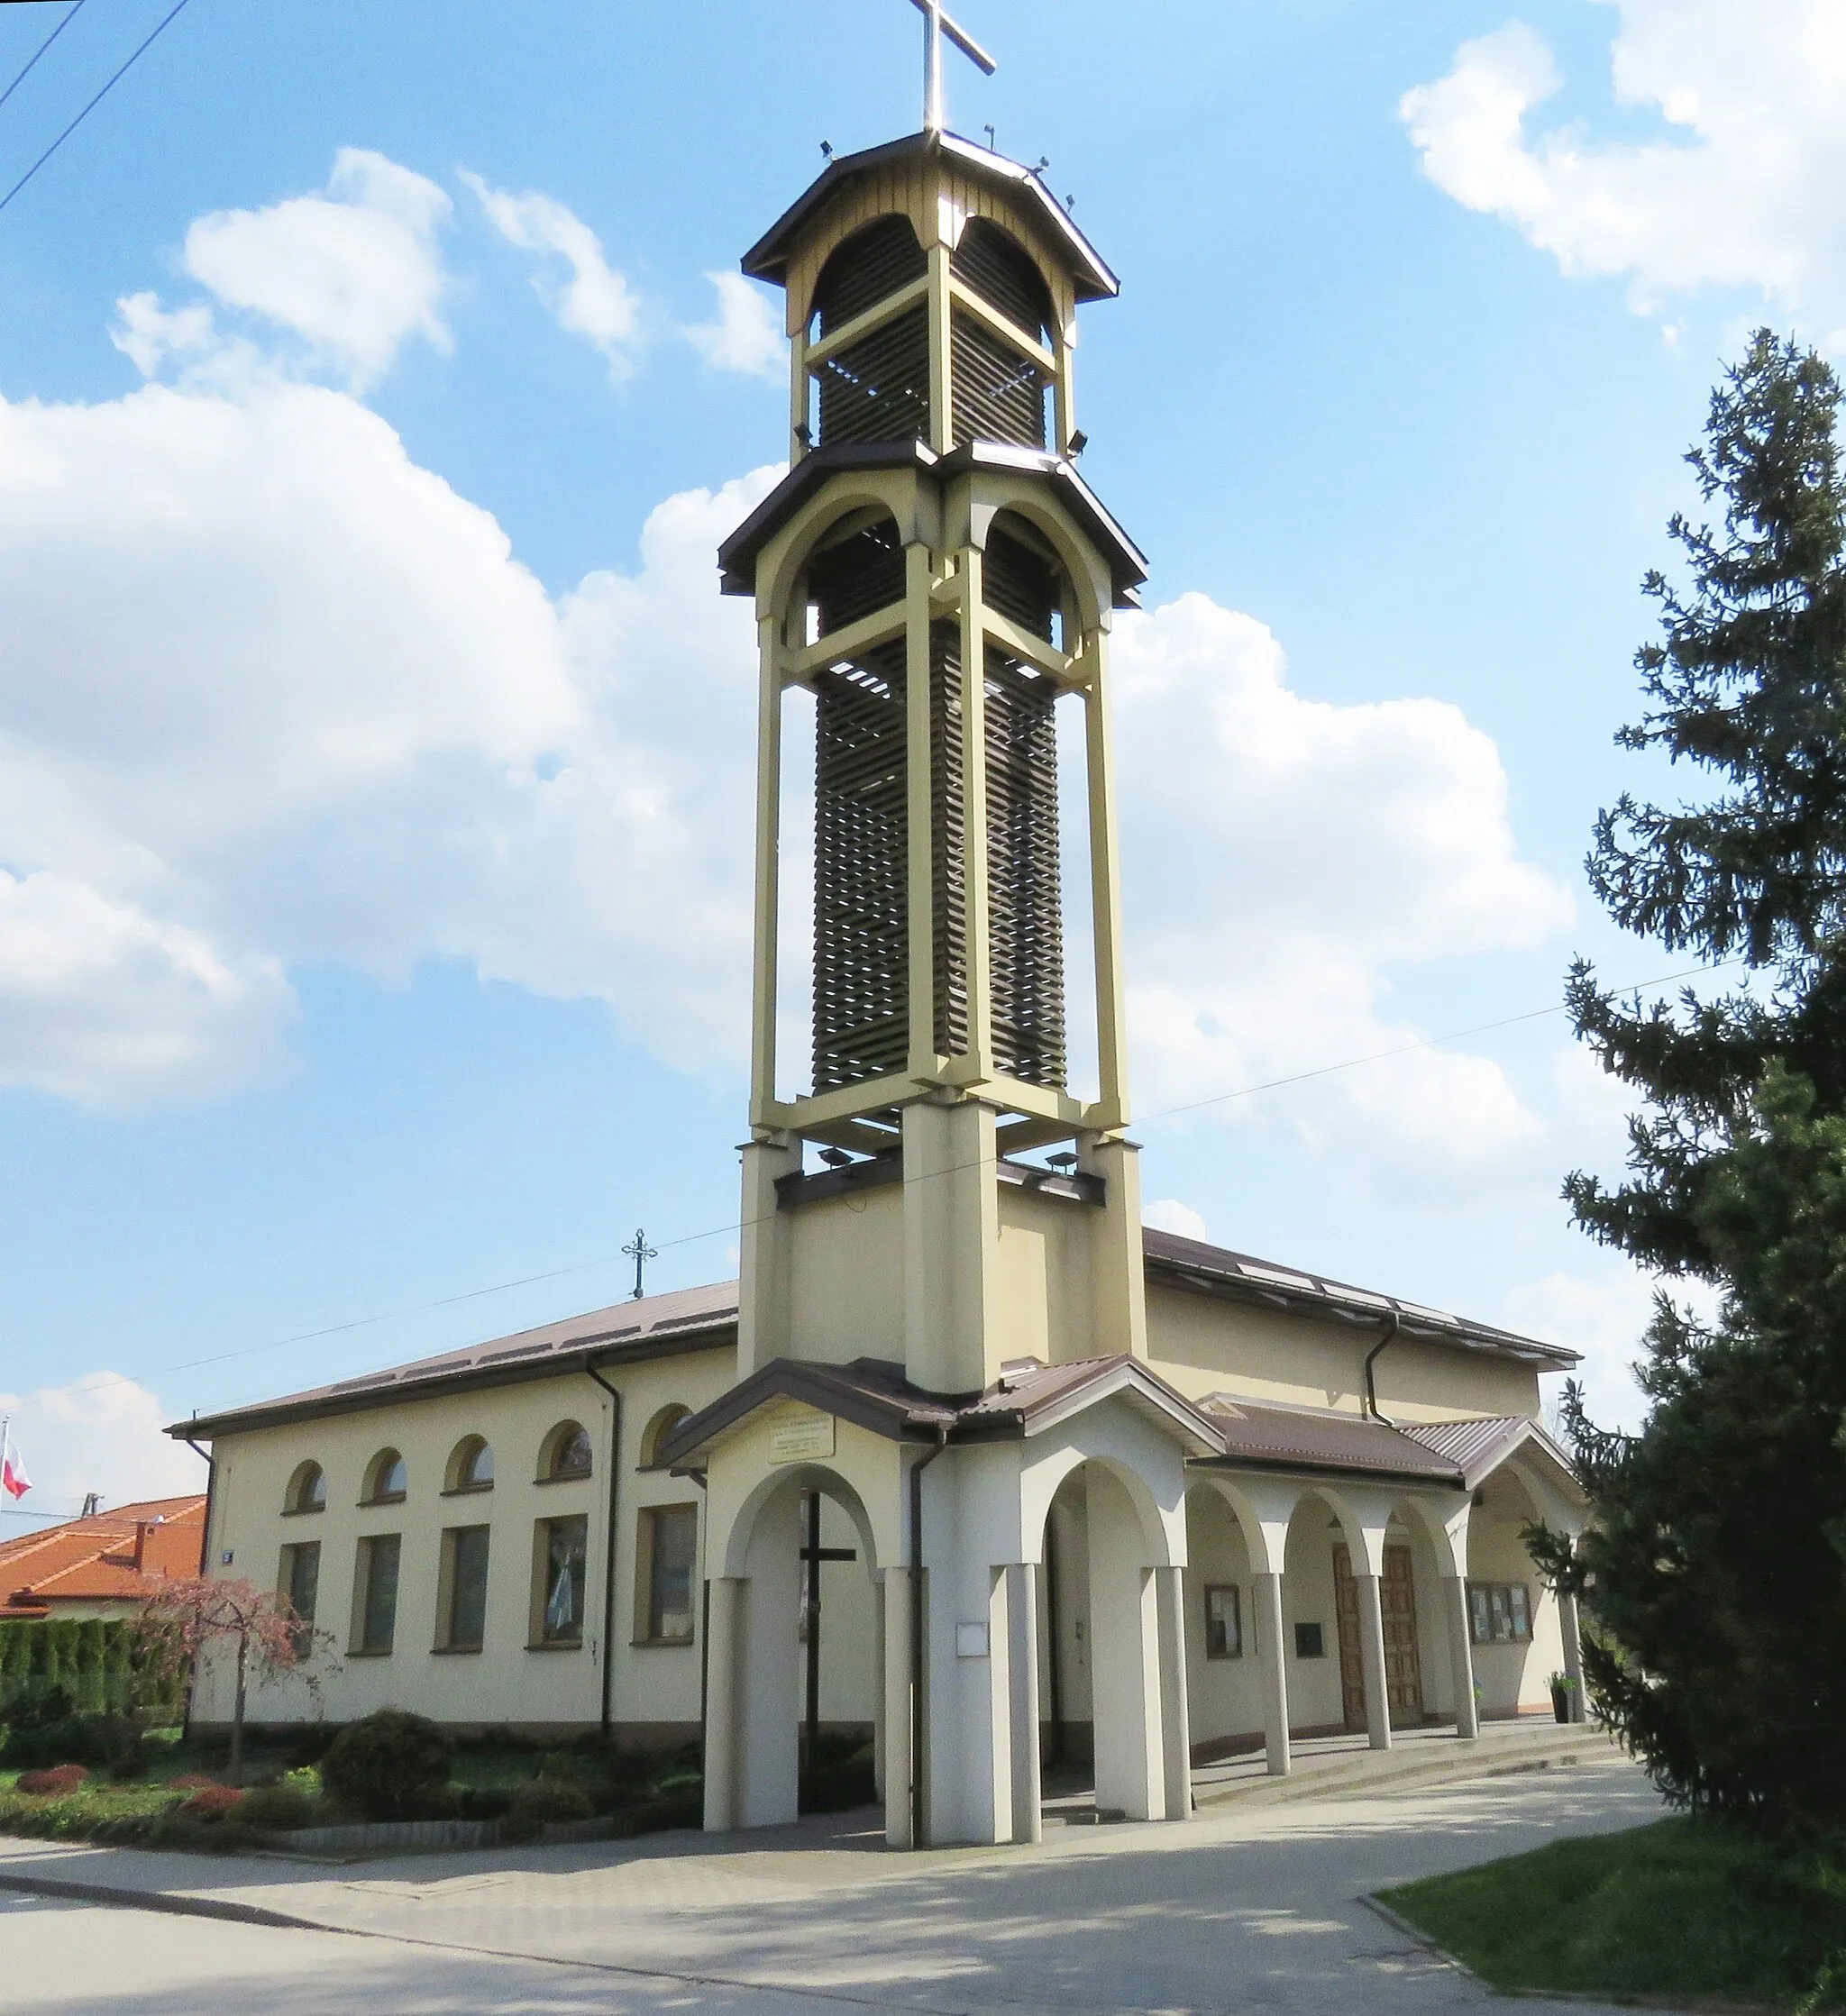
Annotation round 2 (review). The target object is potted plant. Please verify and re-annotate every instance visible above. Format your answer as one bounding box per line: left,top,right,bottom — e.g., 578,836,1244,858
1548,1671,1577,1723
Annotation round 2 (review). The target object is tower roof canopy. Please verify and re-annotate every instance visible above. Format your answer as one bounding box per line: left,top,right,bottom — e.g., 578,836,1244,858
743,129,1119,305
717,438,1148,606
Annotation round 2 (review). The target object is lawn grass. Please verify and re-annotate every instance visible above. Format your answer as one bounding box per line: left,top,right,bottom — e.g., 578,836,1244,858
1380,1818,1846,2012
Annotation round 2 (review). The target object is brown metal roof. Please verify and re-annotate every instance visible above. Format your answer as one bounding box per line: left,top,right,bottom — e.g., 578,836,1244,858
169,1282,739,1442
653,1357,961,1469
1143,1228,1579,1370
1397,1414,1578,1491
955,1355,1225,1456
169,1221,1573,1446
1196,1398,1466,1486
741,129,1119,304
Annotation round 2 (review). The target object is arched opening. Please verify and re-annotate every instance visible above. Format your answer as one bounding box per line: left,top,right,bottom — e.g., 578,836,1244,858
444,1435,494,1494
1032,1455,1185,1824
1277,1491,1349,1738
361,1447,407,1506
639,1404,692,1470
284,1460,326,1515
1179,1482,1263,1764
809,215,930,449
538,1418,593,1482
1467,1463,1557,1720
712,1464,883,1831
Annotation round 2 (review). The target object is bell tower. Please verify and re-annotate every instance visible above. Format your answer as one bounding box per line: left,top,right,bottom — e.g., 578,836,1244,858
720,35,1149,1396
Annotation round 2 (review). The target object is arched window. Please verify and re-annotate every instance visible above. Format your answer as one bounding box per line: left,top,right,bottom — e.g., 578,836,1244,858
539,1420,593,1482
285,1461,326,1515
445,1435,495,1494
362,1448,407,1505
640,1403,693,1469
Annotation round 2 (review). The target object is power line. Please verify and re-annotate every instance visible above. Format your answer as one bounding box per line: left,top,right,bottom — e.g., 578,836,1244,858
0,0,87,116
5,950,1748,1428
0,0,190,217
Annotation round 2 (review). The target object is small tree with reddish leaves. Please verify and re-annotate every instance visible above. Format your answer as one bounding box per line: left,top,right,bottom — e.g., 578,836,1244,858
135,1577,334,1784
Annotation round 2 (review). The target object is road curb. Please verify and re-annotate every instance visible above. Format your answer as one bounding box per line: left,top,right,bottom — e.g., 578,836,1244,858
0,1868,352,1935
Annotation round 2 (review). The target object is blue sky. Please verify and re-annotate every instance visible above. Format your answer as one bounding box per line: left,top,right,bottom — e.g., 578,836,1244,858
1,0,1830,1518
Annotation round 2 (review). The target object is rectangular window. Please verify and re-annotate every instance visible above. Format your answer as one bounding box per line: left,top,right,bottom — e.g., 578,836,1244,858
279,1541,320,1651
440,1526,491,1650
353,1534,400,1655
1203,1583,1242,1659
1293,1620,1326,1659
1467,1582,1533,1644
638,1503,699,1644
535,1515,588,1645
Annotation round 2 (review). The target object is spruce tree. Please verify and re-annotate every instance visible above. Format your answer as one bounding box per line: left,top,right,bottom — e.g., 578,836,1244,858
1549,333,1846,1830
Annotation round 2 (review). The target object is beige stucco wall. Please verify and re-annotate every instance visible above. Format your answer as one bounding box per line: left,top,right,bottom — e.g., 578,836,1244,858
1146,1282,1542,1424
994,1184,1099,1366
194,1348,735,1743
786,1187,906,1365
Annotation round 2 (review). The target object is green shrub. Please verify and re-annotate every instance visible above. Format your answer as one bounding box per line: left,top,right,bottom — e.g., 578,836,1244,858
237,1783,314,1831
321,1710,454,1821
499,1778,594,1843
458,1785,512,1821
3,1709,143,1773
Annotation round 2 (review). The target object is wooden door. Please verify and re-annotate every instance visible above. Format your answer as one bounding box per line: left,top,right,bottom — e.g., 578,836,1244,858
1332,1545,1366,1729
1333,1543,1425,1731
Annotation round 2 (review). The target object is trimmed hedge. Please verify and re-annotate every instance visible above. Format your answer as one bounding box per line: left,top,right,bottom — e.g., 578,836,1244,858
0,1620,175,1719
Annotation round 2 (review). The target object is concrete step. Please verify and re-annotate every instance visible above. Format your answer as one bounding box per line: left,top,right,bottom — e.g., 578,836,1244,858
1192,1721,1621,1811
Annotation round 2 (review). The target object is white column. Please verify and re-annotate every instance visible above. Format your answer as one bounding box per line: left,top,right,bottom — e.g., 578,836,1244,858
1558,1587,1586,1724
873,1576,887,1802
702,1576,743,1831
1356,1573,1392,1752
1443,1574,1479,1739
1254,1571,1291,1776
1004,1564,1042,1844
1088,1473,1164,1821
883,1565,915,1847
1155,1565,1193,1821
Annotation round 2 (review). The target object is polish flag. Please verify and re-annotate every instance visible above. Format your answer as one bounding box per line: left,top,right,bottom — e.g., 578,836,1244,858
1,1441,29,1501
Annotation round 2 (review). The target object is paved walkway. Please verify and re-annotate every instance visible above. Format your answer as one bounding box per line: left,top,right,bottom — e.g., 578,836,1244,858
0,1755,1663,2016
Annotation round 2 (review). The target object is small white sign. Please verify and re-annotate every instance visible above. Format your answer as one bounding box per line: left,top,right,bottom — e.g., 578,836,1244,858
955,1621,990,1660
768,1409,836,1464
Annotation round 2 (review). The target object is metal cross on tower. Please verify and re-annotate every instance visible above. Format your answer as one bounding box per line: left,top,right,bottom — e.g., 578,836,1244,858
621,1227,657,1301
906,0,996,133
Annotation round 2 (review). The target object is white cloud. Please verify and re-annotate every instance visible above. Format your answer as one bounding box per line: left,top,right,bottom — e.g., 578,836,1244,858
0,352,777,1107
1113,594,1572,1193
1503,1264,1723,1433
180,149,452,388
1402,4,1846,337
0,1373,205,1520
684,271,785,379
462,173,642,375
0,871,291,1108
1144,1199,1209,1241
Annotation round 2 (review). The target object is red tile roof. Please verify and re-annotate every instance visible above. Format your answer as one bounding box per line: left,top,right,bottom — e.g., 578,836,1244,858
0,1496,206,1618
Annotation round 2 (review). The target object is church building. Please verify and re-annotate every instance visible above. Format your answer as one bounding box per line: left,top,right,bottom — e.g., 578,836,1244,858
173,26,1588,1848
